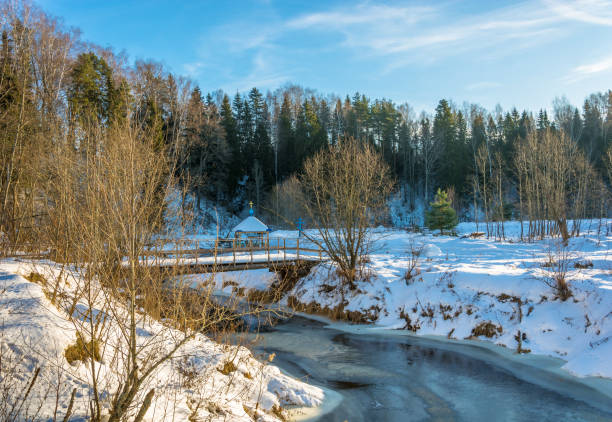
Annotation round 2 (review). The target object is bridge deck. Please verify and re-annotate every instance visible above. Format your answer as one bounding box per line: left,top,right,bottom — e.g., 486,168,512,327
134,238,326,273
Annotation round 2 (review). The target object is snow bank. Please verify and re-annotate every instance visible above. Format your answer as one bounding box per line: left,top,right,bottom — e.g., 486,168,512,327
276,224,612,380
0,260,323,421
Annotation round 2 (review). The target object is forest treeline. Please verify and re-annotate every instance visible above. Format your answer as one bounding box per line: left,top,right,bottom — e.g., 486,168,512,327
1,1,611,249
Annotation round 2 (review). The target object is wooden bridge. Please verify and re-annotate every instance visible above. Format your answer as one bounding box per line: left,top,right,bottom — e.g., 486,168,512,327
136,237,327,273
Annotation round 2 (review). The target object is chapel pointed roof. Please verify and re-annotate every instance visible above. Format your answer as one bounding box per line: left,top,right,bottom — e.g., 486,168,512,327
231,215,270,233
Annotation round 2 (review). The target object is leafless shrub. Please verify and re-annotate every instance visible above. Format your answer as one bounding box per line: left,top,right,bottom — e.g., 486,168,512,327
437,270,455,289
293,138,394,289
404,242,423,285
265,175,307,228
540,242,573,301
514,330,530,354
35,116,271,421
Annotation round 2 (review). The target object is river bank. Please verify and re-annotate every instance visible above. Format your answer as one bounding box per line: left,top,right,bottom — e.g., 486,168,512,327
190,221,612,419
266,222,612,381
247,313,612,421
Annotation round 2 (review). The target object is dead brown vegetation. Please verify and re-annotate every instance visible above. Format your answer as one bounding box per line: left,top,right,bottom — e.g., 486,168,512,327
404,242,423,285
541,244,573,301
64,334,101,365
470,321,503,338
399,307,421,332
286,295,379,323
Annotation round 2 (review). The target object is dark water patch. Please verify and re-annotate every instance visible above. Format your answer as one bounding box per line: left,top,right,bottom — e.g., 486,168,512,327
327,380,371,390
247,315,612,422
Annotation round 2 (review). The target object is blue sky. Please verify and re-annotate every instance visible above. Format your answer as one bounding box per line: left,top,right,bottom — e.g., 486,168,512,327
39,0,612,113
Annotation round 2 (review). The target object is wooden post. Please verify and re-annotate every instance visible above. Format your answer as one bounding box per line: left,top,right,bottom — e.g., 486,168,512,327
214,238,218,267
283,238,286,261
195,241,199,265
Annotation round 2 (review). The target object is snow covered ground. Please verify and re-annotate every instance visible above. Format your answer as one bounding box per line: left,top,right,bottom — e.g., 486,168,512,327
216,220,612,382
285,220,612,380
3,219,610,420
0,259,323,421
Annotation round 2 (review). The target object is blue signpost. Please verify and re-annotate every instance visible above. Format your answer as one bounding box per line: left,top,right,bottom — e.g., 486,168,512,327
296,217,303,237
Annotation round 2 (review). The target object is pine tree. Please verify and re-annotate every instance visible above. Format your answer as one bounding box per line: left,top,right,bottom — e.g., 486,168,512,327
68,52,118,128
277,93,294,178
220,94,240,195
201,98,229,204
433,99,456,189
425,188,458,234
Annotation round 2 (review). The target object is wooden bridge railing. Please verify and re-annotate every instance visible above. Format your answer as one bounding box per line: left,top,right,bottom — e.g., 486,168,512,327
142,237,325,267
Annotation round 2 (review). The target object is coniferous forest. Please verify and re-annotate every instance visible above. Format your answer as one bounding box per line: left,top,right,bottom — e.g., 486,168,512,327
1,1,611,248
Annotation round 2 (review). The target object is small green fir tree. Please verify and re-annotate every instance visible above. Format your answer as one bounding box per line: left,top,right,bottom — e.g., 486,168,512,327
425,189,458,234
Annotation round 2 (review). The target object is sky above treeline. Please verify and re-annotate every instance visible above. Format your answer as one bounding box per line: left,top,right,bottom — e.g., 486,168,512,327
38,0,612,113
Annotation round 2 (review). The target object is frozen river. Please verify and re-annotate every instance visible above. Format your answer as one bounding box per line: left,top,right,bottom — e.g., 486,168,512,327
247,315,612,421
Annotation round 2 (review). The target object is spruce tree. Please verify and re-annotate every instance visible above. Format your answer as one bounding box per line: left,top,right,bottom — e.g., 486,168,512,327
68,52,117,127
221,94,241,195
277,93,294,178
425,189,458,235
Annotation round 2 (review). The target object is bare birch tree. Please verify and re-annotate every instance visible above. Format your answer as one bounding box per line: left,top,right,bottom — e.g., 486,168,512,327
296,138,393,289
515,129,597,243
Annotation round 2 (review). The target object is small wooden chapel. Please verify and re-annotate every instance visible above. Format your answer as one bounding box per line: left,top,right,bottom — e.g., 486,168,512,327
230,202,271,246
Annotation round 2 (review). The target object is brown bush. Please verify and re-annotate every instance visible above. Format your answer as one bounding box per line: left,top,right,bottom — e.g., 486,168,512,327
25,272,46,284
295,138,394,288
271,404,287,421
470,321,502,338
217,360,237,375
399,307,420,332
64,334,101,364
541,245,573,301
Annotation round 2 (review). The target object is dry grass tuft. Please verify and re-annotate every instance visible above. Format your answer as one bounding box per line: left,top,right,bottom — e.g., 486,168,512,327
399,307,420,332
286,295,379,323
217,360,237,375
64,334,101,364
470,321,502,338
25,272,47,284
271,404,287,421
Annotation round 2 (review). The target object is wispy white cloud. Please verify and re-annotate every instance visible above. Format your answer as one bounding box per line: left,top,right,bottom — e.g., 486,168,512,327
194,0,612,94
229,52,291,92
286,4,436,29
281,1,568,71
562,55,612,83
544,0,612,26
